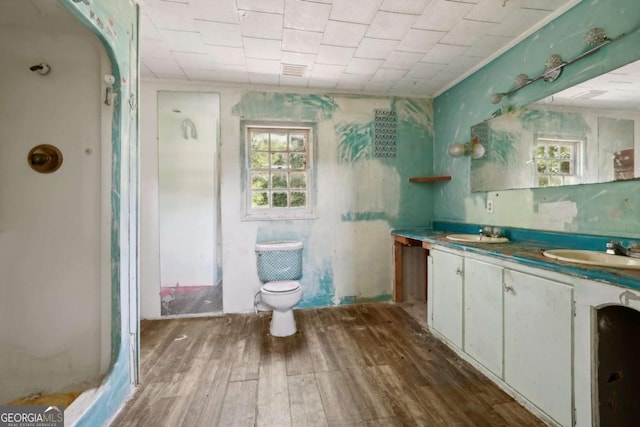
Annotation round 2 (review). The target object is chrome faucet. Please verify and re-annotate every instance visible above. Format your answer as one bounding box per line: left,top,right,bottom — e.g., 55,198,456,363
606,241,628,256
479,226,502,239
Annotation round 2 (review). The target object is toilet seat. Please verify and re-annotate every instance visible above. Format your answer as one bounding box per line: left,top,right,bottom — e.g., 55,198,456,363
262,280,300,294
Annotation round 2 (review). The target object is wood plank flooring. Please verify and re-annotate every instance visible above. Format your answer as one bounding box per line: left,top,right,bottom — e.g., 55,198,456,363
111,303,545,427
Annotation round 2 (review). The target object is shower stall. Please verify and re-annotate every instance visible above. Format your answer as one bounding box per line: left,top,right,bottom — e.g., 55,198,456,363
0,0,136,420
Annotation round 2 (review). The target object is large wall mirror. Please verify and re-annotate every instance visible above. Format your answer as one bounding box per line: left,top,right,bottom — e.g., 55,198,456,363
471,59,640,192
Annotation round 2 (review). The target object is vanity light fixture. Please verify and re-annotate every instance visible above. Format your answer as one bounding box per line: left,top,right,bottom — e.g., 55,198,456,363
448,136,486,159
490,25,639,104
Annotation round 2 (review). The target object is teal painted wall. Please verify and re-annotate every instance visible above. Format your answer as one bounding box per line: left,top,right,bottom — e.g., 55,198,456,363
61,0,139,425
434,0,640,238
224,91,433,309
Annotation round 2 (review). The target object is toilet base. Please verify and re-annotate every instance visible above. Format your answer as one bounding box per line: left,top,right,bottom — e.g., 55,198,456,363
270,309,296,337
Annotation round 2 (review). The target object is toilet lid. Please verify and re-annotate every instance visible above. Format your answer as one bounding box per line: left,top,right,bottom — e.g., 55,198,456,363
263,280,300,293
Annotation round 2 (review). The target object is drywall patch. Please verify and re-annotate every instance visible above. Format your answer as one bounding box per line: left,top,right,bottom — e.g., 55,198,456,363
298,263,335,308
534,200,578,230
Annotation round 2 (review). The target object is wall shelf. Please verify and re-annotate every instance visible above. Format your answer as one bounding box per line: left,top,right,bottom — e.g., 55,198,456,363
408,175,451,183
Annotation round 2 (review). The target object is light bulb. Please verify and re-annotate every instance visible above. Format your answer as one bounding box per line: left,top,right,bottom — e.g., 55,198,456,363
448,143,466,157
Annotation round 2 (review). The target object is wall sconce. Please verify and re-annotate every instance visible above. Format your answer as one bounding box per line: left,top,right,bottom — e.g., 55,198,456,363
489,26,638,104
449,136,486,159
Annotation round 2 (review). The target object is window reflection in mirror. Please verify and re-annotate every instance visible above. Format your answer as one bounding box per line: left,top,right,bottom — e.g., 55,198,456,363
470,60,640,192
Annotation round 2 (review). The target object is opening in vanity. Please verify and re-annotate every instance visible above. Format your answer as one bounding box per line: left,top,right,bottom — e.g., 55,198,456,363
596,305,640,425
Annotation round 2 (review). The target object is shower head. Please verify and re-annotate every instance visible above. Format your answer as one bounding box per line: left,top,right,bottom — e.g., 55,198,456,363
30,63,51,75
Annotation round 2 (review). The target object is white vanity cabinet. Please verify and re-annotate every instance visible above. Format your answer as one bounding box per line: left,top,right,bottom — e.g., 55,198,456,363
430,249,463,348
503,269,573,427
463,257,504,378
429,246,574,427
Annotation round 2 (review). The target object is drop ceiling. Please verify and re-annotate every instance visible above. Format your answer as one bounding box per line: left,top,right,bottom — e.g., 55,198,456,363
139,0,579,97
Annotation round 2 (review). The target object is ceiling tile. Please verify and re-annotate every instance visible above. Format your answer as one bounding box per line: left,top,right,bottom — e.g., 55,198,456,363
311,64,346,79
489,8,551,37
140,38,172,60
366,11,417,40
280,75,310,87
243,37,282,60
196,20,242,47
413,0,474,32
158,29,207,54
440,19,495,46
329,0,383,25
237,0,284,14
380,0,432,15
345,58,384,75
370,68,407,82
281,51,317,67
188,0,239,24
407,62,446,79
308,76,339,89
396,29,444,53
467,34,513,57
142,56,184,76
336,74,369,91
354,38,398,59
465,0,518,23
145,2,198,32
316,45,356,66
249,73,281,85
322,21,368,48
282,29,323,54
140,63,156,78
239,11,283,39
422,43,468,64
383,51,423,70
245,58,281,74
522,0,564,11
140,13,162,40
205,45,247,66
284,0,331,32
444,55,483,74
214,69,251,83
172,52,213,69
363,80,395,93
183,68,217,81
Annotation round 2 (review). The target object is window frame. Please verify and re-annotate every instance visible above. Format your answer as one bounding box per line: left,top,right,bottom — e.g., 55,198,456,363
241,120,317,221
534,133,585,187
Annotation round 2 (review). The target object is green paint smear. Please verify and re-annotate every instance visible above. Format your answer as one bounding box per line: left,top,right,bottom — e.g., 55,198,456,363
336,121,374,162
339,294,392,305
298,265,335,308
232,92,338,121
520,108,590,134
341,212,387,222
489,128,518,166
391,97,433,134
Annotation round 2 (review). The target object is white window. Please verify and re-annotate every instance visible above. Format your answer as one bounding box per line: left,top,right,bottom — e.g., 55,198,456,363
535,135,583,187
243,122,315,220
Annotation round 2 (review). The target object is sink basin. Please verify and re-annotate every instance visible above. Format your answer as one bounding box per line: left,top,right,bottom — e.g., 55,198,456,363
446,234,509,244
543,249,640,270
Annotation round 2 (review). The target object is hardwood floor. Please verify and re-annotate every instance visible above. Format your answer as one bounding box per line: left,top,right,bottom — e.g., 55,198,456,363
111,303,545,426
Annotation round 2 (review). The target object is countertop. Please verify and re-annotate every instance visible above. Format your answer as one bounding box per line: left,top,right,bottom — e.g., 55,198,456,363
391,226,640,292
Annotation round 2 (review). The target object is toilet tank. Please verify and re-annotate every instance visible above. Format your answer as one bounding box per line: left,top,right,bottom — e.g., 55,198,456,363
255,241,303,282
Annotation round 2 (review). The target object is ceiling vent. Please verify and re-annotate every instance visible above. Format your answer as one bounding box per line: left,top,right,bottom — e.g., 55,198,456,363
281,63,307,77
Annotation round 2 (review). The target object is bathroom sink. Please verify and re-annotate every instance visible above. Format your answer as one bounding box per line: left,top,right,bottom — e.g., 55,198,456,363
446,234,509,244
542,249,640,270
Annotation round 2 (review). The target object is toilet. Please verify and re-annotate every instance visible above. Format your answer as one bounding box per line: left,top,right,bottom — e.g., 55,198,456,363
255,241,303,337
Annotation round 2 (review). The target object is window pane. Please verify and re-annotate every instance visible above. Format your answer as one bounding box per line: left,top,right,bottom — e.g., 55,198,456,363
273,192,288,207
251,172,269,189
290,133,306,151
550,176,563,186
536,146,546,157
271,152,288,169
251,132,269,150
290,172,307,189
549,160,559,173
272,172,287,188
560,161,571,174
548,145,559,158
291,192,306,207
252,152,269,169
559,146,571,159
252,191,269,208
271,133,287,151
290,153,306,169
536,160,546,173
538,176,549,187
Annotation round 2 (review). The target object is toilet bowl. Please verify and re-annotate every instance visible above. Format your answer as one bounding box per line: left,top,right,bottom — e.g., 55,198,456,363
255,241,304,337
261,280,303,337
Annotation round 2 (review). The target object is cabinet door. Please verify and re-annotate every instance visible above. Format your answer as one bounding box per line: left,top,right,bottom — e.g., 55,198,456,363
464,258,503,378
431,249,463,348
504,269,573,427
